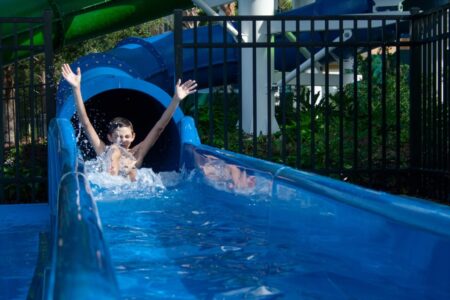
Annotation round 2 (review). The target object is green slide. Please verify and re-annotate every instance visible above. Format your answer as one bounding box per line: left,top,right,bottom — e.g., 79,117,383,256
0,0,193,62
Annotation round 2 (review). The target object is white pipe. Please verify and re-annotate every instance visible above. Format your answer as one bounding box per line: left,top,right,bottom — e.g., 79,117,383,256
240,0,278,135
284,32,311,58
277,30,353,87
192,0,239,37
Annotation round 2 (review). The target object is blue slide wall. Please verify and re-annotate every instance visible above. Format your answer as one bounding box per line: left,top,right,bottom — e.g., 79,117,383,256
47,0,450,298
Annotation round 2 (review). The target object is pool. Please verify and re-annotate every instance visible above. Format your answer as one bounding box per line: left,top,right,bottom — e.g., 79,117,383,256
94,164,450,299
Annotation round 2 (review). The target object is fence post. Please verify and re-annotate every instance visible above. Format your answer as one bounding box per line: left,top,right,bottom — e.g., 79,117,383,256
0,23,4,201
409,11,422,195
174,9,183,83
44,9,55,126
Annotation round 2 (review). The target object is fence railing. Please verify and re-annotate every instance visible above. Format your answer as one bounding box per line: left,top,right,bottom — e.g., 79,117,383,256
0,10,55,203
174,6,449,204
410,5,450,201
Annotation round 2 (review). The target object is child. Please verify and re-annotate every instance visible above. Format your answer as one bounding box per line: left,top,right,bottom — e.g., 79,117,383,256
61,63,197,181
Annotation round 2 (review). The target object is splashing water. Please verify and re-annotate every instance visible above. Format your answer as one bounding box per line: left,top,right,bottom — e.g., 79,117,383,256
82,142,272,201
84,154,190,200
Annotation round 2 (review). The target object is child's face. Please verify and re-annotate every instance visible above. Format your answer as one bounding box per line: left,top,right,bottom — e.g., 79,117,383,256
108,126,135,148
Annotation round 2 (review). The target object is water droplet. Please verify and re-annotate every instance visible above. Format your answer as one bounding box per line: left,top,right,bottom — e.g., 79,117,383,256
221,245,241,252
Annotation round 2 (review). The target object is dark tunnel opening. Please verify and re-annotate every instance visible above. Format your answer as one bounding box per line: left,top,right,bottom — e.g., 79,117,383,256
71,88,180,172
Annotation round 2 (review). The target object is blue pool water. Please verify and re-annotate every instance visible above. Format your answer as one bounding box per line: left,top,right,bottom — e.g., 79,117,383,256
0,204,49,300
93,172,450,300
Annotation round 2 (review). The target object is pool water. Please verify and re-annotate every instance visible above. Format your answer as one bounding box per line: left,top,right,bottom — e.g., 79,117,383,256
93,172,450,300
0,204,49,300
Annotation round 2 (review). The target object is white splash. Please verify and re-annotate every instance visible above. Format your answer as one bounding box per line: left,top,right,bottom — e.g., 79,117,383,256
84,156,182,200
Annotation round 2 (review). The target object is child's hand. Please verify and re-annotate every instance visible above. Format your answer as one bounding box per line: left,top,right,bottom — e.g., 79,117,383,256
174,79,197,101
61,63,81,89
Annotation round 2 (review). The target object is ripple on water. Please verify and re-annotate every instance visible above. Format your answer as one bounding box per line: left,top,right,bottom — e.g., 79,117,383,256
214,285,282,299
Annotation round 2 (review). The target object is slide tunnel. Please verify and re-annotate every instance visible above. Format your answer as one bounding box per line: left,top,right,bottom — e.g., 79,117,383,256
56,23,239,171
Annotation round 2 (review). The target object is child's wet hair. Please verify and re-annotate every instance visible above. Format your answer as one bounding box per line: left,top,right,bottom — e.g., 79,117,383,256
107,117,134,134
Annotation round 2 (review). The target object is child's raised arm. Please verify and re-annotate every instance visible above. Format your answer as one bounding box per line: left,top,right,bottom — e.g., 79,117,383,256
132,79,197,167
61,64,105,155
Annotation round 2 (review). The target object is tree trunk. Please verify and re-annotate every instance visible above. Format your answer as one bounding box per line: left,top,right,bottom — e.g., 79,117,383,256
3,65,16,147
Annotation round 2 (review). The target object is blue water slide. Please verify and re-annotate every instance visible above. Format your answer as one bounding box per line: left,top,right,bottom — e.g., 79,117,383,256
275,0,406,70
47,116,450,298
56,24,239,113
48,0,450,298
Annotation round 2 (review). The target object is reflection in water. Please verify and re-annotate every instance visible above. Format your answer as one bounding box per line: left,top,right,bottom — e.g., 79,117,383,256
195,153,273,196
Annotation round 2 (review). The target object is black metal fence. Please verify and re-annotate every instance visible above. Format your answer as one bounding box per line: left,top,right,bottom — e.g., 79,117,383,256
174,6,449,204
0,11,55,203
410,6,450,202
